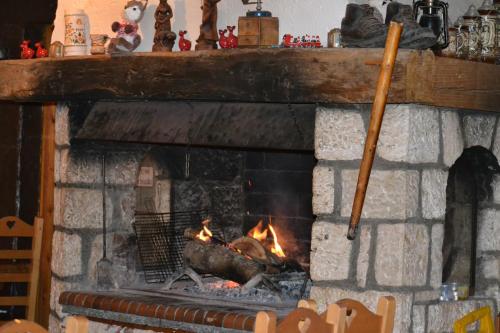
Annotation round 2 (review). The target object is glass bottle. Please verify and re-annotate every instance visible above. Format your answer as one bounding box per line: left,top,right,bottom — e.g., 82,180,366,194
495,0,500,63
478,0,498,62
462,5,482,61
442,18,457,57
455,17,467,58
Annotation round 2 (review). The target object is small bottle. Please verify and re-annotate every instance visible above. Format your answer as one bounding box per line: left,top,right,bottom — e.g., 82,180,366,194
462,5,482,61
478,0,497,62
441,19,457,57
455,17,467,58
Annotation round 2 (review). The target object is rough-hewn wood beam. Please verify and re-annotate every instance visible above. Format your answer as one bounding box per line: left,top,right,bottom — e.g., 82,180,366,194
0,49,498,112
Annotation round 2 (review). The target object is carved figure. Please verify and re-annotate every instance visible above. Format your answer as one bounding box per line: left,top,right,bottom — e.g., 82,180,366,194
108,0,148,53
153,0,177,52
178,31,192,51
218,29,228,48
20,41,34,59
196,0,222,50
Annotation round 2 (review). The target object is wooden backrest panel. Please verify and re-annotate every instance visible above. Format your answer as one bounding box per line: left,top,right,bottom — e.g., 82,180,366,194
336,299,382,333
277,308,334,333
0,217,34,237
0,319,48,333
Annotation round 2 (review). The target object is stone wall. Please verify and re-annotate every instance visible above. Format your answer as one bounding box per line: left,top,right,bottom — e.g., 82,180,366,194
310,104,500,333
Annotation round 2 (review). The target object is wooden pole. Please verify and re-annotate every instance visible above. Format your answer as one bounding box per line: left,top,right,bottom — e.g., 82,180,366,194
347,22,403,240
37,104,56,326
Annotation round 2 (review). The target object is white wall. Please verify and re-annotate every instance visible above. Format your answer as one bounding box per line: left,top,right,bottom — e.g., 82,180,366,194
52,0,480,52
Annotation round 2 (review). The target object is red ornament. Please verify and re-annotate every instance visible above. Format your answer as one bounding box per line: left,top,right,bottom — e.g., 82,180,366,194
218,29,229,49
227,26,238,48
20,40,35,59
178,31,192,51
35,42,49,58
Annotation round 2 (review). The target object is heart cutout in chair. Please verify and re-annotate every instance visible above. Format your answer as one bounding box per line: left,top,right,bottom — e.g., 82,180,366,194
298,318,312,333
6,220,16,229
345,309,357,328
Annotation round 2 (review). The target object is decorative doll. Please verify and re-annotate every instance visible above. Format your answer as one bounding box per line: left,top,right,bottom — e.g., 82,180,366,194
108,0,148,53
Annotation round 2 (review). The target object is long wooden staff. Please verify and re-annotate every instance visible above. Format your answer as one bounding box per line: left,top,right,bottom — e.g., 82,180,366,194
347,21,403,240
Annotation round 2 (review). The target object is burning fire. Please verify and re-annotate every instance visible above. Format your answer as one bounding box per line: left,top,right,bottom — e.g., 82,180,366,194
247,217,286,258
196,219,213,242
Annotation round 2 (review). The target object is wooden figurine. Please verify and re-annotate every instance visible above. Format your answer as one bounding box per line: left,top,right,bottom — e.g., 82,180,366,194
153,0,177,52
196,0,222,50
108,0,148,53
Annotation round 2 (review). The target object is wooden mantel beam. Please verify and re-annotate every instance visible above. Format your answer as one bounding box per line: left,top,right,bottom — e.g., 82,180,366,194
0,49,498,112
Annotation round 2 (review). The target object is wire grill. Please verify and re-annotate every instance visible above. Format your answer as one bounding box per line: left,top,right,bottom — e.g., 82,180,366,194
133,210,223,283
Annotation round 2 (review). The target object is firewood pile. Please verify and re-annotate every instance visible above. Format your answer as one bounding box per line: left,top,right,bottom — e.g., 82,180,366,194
166,218,305,292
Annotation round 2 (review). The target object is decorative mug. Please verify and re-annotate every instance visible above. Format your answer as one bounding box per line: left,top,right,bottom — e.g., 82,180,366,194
64,8,90,56
90,34,109,55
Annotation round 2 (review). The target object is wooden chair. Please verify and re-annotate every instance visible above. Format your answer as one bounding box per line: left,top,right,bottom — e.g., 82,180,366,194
453,306,495,333
0,216,43,321
254,299,346,333
0,316,88,333
335,296,396,333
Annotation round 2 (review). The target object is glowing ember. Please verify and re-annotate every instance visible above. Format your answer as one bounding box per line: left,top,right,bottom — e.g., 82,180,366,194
247,220,268,242
247,217,286,258
268,220,286,258
196,219,213,242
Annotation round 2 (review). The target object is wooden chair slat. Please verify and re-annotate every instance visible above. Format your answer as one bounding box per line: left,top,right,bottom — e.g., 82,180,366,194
0,273,31,282
0,217,34,237
0,250,33,260
0,297,29,306
0,320,47,333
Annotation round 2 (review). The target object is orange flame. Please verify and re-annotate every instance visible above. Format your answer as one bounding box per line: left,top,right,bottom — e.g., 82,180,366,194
196,219,213,242
247,220,268,242
268,219,286,258
247,217,286,258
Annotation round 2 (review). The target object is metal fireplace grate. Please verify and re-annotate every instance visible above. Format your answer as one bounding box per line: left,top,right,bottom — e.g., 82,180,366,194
133,210,224,283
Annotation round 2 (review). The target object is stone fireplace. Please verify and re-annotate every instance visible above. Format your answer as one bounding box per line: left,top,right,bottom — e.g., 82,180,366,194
50,101,500,333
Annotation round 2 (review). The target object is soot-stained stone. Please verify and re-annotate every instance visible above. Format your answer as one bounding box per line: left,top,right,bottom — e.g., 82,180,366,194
264,151,315,171
244,170,312,194
189,149,243,181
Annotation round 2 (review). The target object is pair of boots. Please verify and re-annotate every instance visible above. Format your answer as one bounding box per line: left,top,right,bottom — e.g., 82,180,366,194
341,2,437,49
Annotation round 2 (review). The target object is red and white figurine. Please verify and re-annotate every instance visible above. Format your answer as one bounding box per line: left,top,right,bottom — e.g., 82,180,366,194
35,42,49,58
20,40,35,59
227,26,238,48
178,31,192,51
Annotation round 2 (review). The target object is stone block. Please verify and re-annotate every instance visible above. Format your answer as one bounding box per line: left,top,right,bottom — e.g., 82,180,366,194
312,166,335,215
341,169,419,219
310,222,352,281
422,169,448,219
442,110,465,167
414,290,440,303
60,188,103,229
356,225,372,288
55,103,70,146
430,223,444,288
310,286,413,333
478,209,500,251
106,151,142,185
61,149,102,184
50,277,75,318
87,235,103,284
479,254,500,280
493,121,500,161
378,105,440,163
427,299,495,332
315,108,366,161
106,187,135,232
463,114,497,149
412,305,426,333
375,224,428,286
51,231,82,277
49,314,63,333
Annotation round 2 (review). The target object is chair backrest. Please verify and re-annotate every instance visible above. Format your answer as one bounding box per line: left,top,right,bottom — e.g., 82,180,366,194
0,216,43,322
453,307,495,333
335,296,396,333
0,319,47,333
254,300,346,333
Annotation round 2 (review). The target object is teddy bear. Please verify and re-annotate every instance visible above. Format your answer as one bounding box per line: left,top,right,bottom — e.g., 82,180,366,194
108,0,148,53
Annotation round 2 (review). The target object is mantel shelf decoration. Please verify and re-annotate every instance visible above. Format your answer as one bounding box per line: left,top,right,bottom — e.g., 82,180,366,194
153,0,177,52
196,0,222,50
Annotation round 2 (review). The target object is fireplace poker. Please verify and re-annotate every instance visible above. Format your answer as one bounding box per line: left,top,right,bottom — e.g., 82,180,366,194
347,21,403,241
97,153,114,287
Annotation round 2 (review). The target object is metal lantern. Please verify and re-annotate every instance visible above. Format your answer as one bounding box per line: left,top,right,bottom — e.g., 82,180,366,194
413,0,450,49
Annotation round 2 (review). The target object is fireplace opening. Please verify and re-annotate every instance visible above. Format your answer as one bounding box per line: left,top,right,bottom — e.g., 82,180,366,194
130,145,314,297
442,146,500,296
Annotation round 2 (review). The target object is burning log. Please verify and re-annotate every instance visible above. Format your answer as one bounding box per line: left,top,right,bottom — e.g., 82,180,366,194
183,240,265,284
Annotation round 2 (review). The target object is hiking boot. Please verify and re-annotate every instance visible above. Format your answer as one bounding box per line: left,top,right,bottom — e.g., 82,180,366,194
341,4,388,48
385,1,437,49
